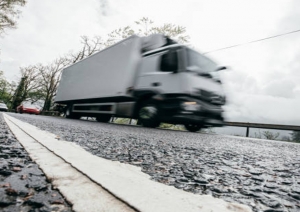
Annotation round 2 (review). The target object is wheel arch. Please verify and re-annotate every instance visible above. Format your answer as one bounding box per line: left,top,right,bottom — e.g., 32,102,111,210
133,90,161,118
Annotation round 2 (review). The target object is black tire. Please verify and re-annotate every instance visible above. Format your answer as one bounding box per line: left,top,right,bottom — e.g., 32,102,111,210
65,105,80,119
136,119,142,126
138,100,160,128
184,124,202,132
96,114,112,123
65,106,72,118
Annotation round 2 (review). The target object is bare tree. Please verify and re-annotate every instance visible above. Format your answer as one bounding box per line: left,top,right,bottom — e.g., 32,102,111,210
0,70,12,104
67,36,104,64
20,65,41,101
11,76,24,109
135,17,153,36
105,26,135,47
136,17,189,43
149,24,189,44
39,57,68,111
6,79,16,98
0,70,8,94
11,65,41,109
254,130,280,140
0,0,26,34
105,17,190,46
262,131,280,140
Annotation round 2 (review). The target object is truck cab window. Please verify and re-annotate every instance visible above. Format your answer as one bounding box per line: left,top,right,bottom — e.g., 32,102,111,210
160,51,178,72
187,49,217,73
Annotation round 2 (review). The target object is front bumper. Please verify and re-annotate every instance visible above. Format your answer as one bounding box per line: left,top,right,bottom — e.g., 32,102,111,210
171,114,224,127
160,96,224,127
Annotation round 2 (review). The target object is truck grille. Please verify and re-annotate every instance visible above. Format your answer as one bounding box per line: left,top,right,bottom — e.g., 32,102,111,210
197,89,225,105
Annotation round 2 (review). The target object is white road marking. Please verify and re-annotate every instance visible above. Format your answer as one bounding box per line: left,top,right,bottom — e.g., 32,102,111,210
4,114,251,212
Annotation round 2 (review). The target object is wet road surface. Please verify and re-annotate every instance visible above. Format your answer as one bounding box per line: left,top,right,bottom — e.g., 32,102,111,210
6,113,300,212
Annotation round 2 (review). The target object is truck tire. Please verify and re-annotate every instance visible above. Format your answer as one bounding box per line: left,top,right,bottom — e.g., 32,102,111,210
138,101,160,128
96,115,111,123
184,124,202,132
65,105,80,119
65,106,72,118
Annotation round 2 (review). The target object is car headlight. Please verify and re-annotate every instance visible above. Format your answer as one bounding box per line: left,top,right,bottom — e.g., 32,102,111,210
181,102,201,111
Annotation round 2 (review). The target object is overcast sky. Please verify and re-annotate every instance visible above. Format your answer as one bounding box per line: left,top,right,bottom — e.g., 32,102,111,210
1,0,300,126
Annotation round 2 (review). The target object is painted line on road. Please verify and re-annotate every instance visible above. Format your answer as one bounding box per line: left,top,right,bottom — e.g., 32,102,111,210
4,114,251,212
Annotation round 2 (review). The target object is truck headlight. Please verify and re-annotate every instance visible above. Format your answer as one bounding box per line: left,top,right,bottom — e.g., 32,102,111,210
181,102,201,111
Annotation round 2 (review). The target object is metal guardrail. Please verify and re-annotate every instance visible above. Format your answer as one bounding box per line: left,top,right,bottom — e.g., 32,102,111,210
224,122,300,137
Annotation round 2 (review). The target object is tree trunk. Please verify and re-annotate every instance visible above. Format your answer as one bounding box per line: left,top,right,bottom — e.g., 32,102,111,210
43,97,52,111
11,77,27,110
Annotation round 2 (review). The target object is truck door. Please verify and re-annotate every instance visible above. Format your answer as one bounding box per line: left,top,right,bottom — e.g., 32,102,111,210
135,49,184,94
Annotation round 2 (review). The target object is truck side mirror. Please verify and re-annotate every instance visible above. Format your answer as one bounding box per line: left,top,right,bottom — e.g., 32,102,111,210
215,66,227,71
160,51,178,72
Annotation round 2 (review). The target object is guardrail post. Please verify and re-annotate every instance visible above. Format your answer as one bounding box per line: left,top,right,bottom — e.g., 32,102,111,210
246,127,249,137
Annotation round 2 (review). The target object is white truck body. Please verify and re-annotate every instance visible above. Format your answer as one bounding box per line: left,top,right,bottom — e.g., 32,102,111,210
56,36,142,102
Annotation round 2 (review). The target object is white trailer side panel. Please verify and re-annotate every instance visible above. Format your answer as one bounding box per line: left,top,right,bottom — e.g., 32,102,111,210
55,35,142,102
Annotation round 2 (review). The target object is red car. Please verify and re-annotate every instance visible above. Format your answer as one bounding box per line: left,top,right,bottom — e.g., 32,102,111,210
17,103,40,115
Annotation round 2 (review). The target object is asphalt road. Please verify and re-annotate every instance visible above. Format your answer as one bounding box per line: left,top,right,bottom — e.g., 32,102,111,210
6,113,300,212
0,114,72,212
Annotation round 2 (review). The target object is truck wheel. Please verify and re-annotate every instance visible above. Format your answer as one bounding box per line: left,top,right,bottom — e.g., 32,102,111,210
65,106,72,118
65,106,80,119
184,124,202,132
138,101,160,128
96,115,111,123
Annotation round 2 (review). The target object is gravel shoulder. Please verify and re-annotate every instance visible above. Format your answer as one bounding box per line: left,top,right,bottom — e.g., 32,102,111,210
6,113,300,212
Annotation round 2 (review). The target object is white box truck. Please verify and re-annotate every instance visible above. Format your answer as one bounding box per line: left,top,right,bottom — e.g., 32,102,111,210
55,34,226,132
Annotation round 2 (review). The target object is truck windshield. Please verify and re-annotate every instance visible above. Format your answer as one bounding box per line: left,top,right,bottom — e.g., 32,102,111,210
187,49,218,73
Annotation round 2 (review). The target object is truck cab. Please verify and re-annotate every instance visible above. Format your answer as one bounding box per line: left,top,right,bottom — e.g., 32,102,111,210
134,43,225,132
